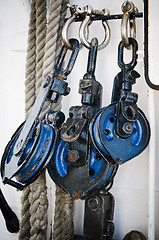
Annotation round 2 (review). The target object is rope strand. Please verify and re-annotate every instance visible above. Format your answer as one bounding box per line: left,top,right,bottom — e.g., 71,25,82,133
19,0,37,239
19,1,74,239
25,0,37,119
28,1,48,239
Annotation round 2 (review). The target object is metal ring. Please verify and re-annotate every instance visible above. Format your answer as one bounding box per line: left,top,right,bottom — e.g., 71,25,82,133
121,13,136,48
62,14,89,50
121,1,136,48
79,10,110,50
62,14,77,50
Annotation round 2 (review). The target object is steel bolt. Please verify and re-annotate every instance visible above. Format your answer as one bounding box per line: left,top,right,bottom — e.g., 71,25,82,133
16,141,22,149
122,1,134,13
122,122,133,134
68,150,79,163
72,192,79,199
88,197,100,210
117,158,122,164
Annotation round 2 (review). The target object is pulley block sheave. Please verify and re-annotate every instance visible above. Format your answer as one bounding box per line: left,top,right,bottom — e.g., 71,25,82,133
89,104,150,165
1,39,79,189
90,38,150,165
1,121,55,188
48,38,118,199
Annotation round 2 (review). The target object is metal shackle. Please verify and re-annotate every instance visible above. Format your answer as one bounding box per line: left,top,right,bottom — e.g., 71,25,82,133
121,1,138,48
79,6,110,50
62,4,88,50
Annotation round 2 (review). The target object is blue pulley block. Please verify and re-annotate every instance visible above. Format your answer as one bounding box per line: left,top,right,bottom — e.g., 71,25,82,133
1,121,56,189
1,39,79,190
48,38,118,199
89,38,150,165
48,139,118,199
89,108,114,164
89,103,150,165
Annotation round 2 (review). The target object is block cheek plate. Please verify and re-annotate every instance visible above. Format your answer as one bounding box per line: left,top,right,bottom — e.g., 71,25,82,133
89,103,150,165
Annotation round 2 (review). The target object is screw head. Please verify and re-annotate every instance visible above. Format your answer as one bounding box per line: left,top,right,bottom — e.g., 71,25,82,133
68,150,79,163
122,122,133,134
88,197,100,210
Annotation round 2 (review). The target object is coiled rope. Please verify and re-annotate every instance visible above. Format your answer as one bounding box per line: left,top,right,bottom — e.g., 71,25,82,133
19,0,74,239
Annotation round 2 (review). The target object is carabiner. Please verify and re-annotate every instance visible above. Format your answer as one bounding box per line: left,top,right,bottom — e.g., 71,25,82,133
79,7,110,50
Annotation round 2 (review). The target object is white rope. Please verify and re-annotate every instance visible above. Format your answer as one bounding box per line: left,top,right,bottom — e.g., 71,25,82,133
35,0,47,92
40,0,65,119
25,0,37,119
29,172,48,240
51,0,75,237
19,187,31,240
19,0,36,239
41,1,75,239
19,0,48,239
28,1,48,240
20,0,74,239
41,1,65,237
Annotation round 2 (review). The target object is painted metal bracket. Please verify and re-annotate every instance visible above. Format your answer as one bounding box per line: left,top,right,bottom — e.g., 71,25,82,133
144,0,159,90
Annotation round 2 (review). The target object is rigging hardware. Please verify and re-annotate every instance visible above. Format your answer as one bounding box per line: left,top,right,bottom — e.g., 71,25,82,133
1,39,79,189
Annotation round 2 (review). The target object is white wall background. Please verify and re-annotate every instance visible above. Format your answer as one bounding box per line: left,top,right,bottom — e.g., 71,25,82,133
0,1,30,240
0,0,158,239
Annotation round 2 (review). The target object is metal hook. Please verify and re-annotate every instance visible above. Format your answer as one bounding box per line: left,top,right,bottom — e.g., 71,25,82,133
79,7,110,50
121,1,137,49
